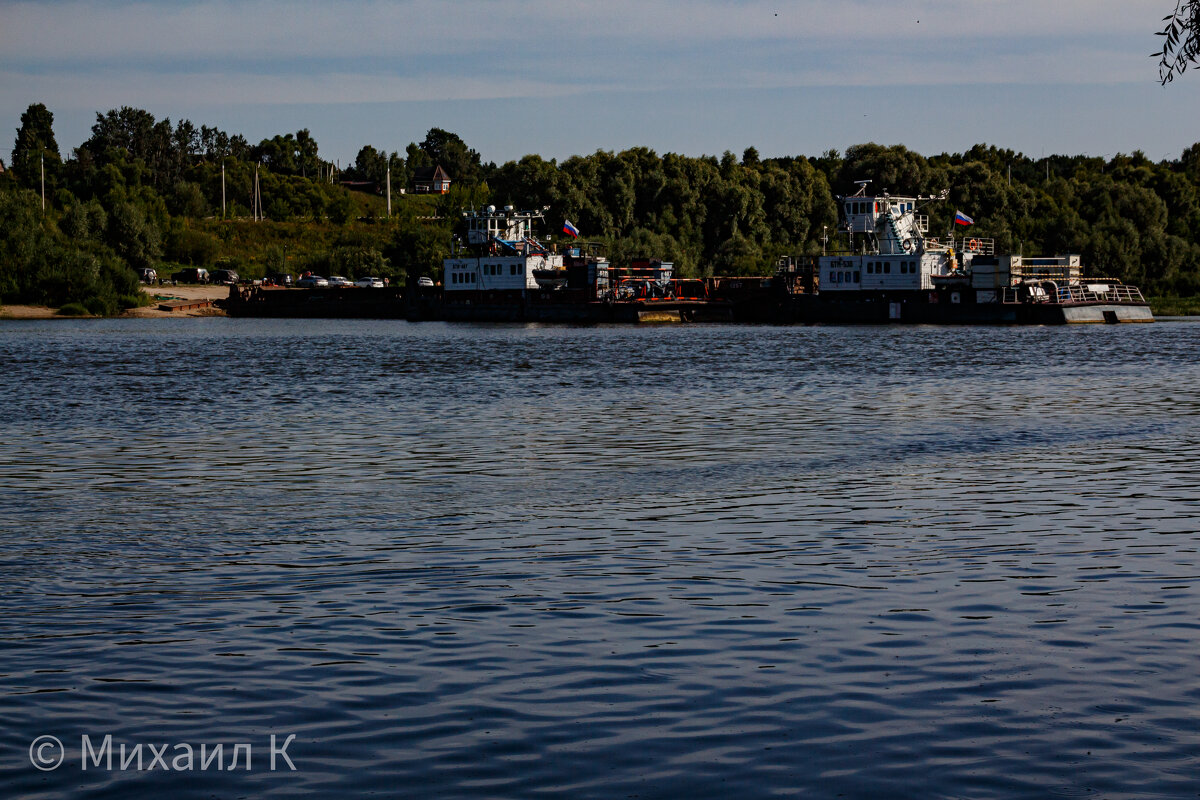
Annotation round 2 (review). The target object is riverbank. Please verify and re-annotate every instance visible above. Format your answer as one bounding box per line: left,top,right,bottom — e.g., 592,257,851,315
0,284,228,319
1146,295,1200,316
5,285,1198,321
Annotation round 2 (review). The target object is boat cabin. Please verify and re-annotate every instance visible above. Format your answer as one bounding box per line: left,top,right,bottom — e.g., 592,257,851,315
445,205,563,292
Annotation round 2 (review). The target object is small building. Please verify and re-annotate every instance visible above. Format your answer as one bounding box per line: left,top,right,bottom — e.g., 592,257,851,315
0,159,6,173
411,165,451,194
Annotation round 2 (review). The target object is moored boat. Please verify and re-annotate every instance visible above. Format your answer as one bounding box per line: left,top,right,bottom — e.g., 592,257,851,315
790,182,1153,324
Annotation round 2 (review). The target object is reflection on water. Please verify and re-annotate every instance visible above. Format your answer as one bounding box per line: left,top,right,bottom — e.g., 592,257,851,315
1,319,1199,798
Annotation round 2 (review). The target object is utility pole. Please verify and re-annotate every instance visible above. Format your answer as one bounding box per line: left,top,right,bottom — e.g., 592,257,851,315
40,152,45,213
254,164,262,222
386,165,392,217
221,162,226,219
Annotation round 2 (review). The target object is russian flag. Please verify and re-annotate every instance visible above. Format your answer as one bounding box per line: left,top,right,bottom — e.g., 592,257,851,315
563,220,580,238
954,210,974,226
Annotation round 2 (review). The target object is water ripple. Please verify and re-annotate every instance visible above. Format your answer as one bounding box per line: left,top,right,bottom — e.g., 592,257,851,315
0,319,1198,798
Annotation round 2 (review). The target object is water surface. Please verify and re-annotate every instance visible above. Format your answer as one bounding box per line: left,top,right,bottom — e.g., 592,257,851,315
1,319,1198,799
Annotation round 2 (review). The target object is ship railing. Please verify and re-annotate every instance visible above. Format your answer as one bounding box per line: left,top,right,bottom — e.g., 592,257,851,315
1055,283,1146,304
1011,264,1082,283
951,236,995,256
1001,283,1146,305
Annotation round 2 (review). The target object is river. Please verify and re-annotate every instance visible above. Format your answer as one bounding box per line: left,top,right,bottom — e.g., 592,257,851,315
1,318,1198,798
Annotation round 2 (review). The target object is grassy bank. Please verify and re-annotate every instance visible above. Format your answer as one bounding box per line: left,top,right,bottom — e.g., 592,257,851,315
1147,295,1200,316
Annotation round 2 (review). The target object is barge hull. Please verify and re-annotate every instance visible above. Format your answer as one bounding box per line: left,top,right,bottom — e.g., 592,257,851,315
781,296,1153,325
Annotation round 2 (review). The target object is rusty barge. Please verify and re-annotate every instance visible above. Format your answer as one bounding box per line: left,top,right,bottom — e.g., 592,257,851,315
225,194,1153,325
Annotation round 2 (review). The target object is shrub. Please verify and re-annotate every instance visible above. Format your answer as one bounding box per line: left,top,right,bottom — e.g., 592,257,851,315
83,295,112,316
57,302,89,316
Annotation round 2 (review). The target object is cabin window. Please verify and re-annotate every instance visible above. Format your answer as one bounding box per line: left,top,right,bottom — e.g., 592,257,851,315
853,271,860,283
884,263,891,274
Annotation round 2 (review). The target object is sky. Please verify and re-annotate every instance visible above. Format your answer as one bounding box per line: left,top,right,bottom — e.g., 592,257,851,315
3,0,1199,168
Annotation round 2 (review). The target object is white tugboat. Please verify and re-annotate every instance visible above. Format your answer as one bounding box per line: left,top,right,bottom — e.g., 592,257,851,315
444,205,569,293
807,182,1153,323
440,205,627,320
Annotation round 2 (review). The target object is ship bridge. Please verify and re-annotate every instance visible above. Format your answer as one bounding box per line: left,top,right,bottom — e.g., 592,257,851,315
463,205,545,249
842,193,930,255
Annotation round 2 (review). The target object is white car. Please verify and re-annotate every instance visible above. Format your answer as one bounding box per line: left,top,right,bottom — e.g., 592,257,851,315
417,276,435,288
296,274,329,288
355,276,385,288
328,275,354,288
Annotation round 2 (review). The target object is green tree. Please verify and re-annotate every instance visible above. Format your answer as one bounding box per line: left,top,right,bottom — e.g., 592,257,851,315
350,145,388,188
1157,1,1200,83
419,128,482,185
11,103,61,192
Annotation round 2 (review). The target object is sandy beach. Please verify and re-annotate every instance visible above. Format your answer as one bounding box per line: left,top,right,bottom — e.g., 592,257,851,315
0,284,230,320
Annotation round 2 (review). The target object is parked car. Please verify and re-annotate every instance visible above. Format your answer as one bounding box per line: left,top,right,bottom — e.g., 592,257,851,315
209,269,240,285
328,275,354,288
171,267,210,284
417,276,435,288
265,272,293,287
136,267,158,284
296,274,329,288
355,276,384,288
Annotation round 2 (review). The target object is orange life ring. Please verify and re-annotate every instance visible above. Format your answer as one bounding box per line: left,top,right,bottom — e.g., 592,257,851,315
968,238,980,252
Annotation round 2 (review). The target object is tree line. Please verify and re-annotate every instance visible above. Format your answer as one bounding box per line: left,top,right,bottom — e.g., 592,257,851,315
4,101,1200,313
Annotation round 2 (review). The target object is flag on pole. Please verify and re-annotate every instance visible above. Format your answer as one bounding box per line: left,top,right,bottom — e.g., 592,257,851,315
562,220,580,238
953,210,974,226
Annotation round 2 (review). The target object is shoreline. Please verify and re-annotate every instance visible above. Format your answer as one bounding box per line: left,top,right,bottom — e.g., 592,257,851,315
0,285,229,320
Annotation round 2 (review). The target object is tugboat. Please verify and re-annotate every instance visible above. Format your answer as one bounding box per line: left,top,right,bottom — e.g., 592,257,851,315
794,182,1153,324
441,205,729,322
441,205,615,320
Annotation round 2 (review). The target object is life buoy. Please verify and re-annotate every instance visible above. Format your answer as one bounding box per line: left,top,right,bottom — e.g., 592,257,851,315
968,238,980,252
902,238,914,253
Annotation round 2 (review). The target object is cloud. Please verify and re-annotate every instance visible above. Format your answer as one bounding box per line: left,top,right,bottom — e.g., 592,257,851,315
2,0,1156,63
0,68,588,108
0,0,1167,114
